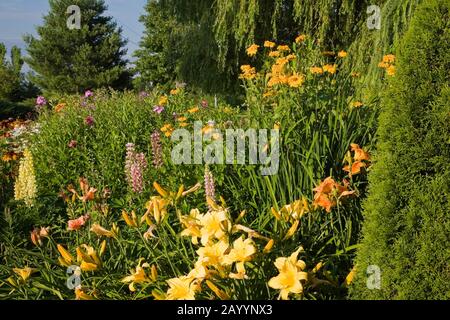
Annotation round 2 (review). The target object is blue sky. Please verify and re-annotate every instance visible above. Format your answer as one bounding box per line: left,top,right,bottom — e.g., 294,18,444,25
0,0,147,64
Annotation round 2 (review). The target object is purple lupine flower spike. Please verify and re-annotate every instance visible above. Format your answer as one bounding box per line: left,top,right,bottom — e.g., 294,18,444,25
151,131,163,169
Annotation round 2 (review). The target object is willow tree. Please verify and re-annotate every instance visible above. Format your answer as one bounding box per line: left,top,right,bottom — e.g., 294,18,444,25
136,0,373,94
25,0,130,94
213,0,371,67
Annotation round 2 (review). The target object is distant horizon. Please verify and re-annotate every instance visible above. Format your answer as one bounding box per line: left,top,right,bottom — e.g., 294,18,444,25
0,0,147,70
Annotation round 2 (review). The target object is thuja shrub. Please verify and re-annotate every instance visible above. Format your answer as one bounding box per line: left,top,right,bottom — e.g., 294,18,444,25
350,0,450,299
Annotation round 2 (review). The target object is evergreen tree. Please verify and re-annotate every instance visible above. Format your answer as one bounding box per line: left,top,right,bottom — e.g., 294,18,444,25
133,0,179,91
350,0,450,299
134,0,238,94
0,44,27,102
25,0,130,94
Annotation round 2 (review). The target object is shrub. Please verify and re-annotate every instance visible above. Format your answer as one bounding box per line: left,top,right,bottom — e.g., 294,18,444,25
0,37,379,301
350,0,450,299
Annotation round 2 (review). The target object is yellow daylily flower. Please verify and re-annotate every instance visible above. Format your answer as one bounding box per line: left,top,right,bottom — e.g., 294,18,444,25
224,237,255,263
338,50,348,58
13,267,37,282
74,245,101,272
188,107,199,114
121,259,152,292
166,276,197,300
153,181,169,198
268,247,308,300
75,287,96,300
323,64,337,74
264,41,276,48
295,34,306,43
180,208,203,245
187,261,208,280
159,95,168,105
198,210,229,245
277,45,291,52
196,240,229,268
144,196,169,224
246,44,259,57
223,236,256,278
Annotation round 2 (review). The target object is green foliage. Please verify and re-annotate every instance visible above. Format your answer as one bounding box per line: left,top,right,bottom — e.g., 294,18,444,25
350,0,450,299
134,0,239,95
223,37,378,284
25,0,130,94
0,44,22,101
133,1,179,91
0,43,39,118
214,0,370,66
135,0,379,95
342,0,422,101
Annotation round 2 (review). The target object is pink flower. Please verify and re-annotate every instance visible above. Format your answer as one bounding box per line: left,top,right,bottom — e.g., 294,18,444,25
139,91,149,98
68,214,90,231
201,100,209,108
36,96,47,106
151,131,163,169
125,143,148,193
68,140,77,148
85,90,93,98
85,115,94,127
153,105,165,114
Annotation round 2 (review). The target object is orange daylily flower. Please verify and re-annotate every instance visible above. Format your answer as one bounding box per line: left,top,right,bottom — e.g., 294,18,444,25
68,178,97,202
313,177,355,212
351,144,370,162
68,214,90,231
343,161,367,176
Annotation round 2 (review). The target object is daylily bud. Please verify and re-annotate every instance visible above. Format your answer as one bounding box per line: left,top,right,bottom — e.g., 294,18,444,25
153,182,168,198
206,280,229,300
271,207,281,220
283,220,299,240
30,229,41,247
57,244,74,265
152,289,166,300
151,265,158,281
263,239,275,253
99,240,107,256
176,184,184,200
122,210,138,228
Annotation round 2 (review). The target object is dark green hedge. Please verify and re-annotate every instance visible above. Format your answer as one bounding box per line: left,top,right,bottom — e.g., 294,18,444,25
350,0,450,299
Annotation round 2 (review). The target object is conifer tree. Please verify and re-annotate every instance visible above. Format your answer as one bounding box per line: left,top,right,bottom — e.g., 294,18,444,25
350,0,450,299
0,44,26,102
25,0,130,94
